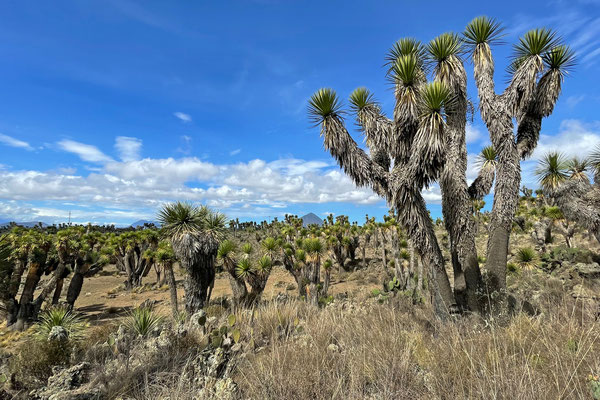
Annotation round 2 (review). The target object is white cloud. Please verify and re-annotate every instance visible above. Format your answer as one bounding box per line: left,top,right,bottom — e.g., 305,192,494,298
466,124,483,144
230,149,241,156
115,136,142,162
532,119,600,160
174,112,192,122
0,133,33,151
57,139,114,163
0,151,384,222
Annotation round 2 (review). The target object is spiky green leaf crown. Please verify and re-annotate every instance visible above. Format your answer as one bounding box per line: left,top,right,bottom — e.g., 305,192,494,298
420,81,453,116
385,38,425,69
217,239,236,259
589,145,600,174
477,145,497,168
427,33,462,63
236,258,253,278
391,54,420,87
308,88,343,125
349,87,377,113
463,16,504,48
513,28,558,60
257,255,272,272
535,151,569,190
542,45,576,72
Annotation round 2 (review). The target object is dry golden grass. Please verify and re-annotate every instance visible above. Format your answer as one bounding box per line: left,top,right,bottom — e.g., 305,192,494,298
233,297,599,400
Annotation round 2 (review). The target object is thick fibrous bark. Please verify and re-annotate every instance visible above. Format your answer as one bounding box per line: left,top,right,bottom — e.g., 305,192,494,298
438,57,482,312
469,165,495,200
164,263,178,318
552,180,600,243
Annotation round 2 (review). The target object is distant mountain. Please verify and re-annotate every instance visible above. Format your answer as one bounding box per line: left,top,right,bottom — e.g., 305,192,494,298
301,213,323,227
131,219,158,228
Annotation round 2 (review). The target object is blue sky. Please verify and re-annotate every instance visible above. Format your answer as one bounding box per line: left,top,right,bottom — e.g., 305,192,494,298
1,0,599,225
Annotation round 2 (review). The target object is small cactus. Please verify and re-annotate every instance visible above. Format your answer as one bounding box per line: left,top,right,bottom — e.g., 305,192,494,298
590,374,600,400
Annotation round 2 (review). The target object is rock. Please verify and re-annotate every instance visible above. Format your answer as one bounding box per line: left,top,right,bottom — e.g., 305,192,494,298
30,362,104,400
48,326,68,342
574,263,600,279
571,284,599,299
191,310,207,328
327,343,340,353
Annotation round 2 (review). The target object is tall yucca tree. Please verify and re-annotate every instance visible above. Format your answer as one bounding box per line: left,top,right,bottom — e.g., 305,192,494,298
309,17,572,317
536,151,600,243
463,16,574,295
158,202,226,314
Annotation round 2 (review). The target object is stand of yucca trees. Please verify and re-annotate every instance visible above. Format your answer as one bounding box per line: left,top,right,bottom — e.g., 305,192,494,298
308,17,573,318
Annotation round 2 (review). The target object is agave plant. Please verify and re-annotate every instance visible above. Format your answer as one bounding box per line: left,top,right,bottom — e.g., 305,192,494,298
35,306,87,341
515,247,538,271
126,306,164,337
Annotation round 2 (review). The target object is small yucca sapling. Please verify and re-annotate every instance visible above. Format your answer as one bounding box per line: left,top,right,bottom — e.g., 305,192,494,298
126,306,164,337
515,247,538,271
35,306,87,341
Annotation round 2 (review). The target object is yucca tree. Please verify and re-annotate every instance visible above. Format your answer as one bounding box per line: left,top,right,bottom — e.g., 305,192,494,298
309,17,572,317
536,150,600,244
217,240,248,306
155,241,178,318
464,18,574,296
158,202,226,314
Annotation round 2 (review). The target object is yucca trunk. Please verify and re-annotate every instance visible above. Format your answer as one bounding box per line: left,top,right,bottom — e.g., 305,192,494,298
227,271,249,307
486,120,520,293
14,261,44,330
395,187,454,318
163,262,178,318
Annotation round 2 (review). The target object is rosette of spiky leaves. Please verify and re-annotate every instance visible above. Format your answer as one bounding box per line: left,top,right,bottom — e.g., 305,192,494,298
385,37,426,73
391,53,426,128
589,145,600,180
35,306,88,341
427,32,463,87
463,16,504,63
261,237,278,259
469,145,498,200
236,258,253,279
294,249,306,264
515,247,538,270
567,157,589,182
155,241,175,264
308,88,344,126
303,238,323,262
158,202,205,240
543,206,564,221
323,259,333,271
400,249,410,261
409,81,453,187
308,88,388,193
477,146,497,169
535,152,569,191
507,29,560,115
349,87,391,165
534,45,576,117
238,242,251,256
217,239,237,272
158,202,226,256
256,255,272,275
126,306,164,338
